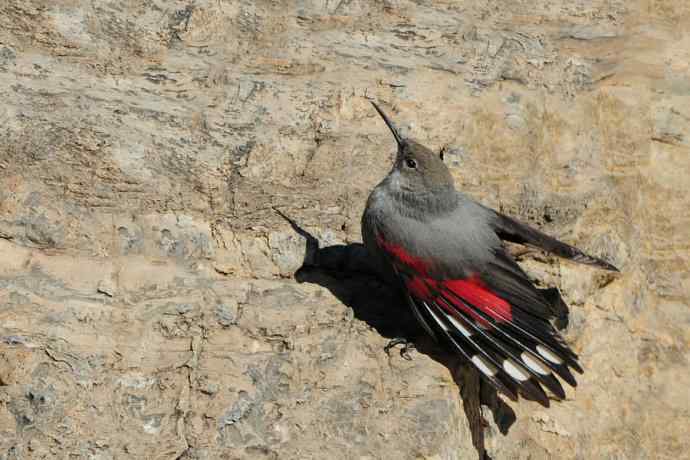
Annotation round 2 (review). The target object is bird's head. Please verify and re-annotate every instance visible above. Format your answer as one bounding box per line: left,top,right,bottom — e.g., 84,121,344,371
370,101,456,197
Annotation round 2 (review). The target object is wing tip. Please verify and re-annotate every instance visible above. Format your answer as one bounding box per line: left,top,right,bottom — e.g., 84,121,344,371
597,259,620,273
575,252,620,272
520,382,550,407
571,360,584,375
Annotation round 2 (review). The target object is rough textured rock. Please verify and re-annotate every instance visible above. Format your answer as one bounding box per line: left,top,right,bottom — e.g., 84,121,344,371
1,1,689,459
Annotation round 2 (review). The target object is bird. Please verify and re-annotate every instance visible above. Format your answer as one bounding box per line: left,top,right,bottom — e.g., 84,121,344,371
361,100,619,407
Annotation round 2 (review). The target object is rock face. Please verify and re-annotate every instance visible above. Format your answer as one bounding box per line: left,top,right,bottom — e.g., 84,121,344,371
1,1,689,459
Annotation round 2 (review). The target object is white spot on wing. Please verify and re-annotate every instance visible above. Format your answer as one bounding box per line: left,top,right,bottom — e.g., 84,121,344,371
423,302,449,331
521,352,550,375
445,314,472,337
503,359,530,381
537,345,564,364
472,355,498,376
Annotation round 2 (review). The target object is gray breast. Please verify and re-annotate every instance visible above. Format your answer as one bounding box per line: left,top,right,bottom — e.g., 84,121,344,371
373,193,501,277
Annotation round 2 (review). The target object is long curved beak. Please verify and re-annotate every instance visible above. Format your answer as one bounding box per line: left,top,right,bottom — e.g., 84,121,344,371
370,101,404,147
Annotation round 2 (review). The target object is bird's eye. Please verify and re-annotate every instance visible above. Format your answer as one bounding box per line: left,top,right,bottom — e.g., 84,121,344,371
405,158,417,169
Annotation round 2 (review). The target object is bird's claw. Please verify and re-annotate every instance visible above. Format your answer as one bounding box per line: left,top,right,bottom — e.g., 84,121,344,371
384,337,416,361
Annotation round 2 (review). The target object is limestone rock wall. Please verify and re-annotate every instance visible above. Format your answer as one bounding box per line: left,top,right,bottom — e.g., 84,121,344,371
1,1,688,459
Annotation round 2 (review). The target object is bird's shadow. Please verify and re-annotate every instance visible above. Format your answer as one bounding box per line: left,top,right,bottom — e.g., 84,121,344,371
277,210,517,460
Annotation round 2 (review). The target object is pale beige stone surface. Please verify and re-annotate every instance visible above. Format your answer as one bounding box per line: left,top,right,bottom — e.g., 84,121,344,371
1,1,688,459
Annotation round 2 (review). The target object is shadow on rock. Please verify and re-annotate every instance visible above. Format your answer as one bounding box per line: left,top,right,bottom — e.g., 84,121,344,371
277,210,517,460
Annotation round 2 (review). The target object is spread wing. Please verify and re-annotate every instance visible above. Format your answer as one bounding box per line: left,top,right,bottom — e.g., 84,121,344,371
366,194,617,406
375,232,581,407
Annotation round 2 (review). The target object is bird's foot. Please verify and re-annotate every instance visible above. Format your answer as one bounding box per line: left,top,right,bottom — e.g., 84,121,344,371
384,337,416,361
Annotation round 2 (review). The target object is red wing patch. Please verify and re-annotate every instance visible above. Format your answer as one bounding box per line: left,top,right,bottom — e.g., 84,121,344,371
444,275,513,322
376,236,430,275
376,236,513,323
